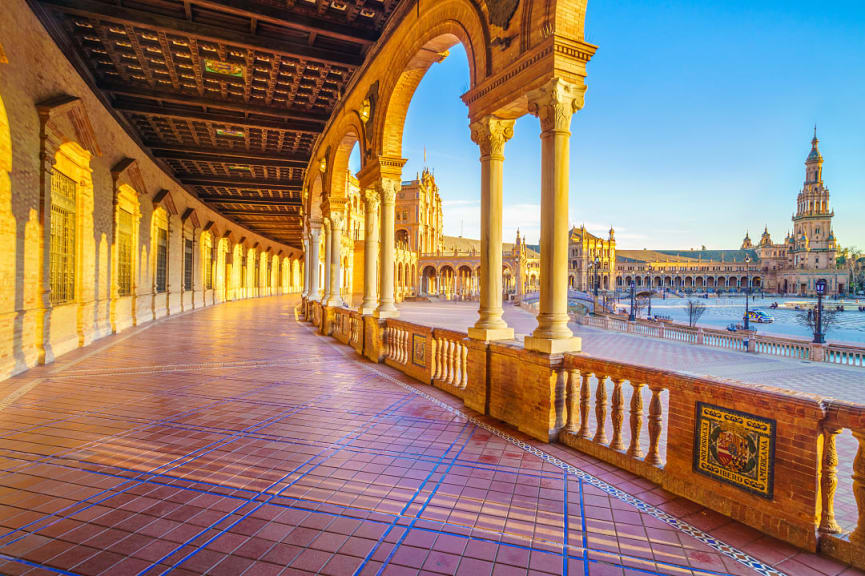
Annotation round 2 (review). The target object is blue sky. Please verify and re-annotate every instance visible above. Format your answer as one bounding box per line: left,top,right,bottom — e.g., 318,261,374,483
351,0,865,250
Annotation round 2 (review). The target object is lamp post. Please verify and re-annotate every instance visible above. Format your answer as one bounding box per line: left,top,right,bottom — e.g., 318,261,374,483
594,256,600,299
629,281,636,321
814,278,826,343
743,255,752,331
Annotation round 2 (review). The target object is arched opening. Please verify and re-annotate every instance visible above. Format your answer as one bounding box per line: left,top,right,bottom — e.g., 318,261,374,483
439,265,455,300
422,265,437,295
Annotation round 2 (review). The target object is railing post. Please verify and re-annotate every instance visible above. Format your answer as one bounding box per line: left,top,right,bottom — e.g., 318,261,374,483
566,368,580,433
460,343,469,389
593,375,608,445
850,431,865,544
610,378,625,451
627,382,645,458
819,425,842,534
646,384,663,466
578,371,592,439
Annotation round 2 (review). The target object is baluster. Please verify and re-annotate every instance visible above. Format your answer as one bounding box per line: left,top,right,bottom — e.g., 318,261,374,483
627,382,645,458
401,330,408,364
460,343,468,389
610,378,625,451
577,371,592,439
593,375,608,445
819,426,842,534
452,342,461,385
447,339,456,385
398,329,404,363
646,385,663,466
430,337,438,381
851,432,865,543
566,369,581,433
436,336,444,380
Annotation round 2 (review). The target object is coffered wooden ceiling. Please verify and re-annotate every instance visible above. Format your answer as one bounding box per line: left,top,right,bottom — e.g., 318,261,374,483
30,0,402,248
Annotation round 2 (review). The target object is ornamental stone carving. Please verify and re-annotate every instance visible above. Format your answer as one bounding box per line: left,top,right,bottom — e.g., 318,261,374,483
470,116,515,159
527,78,586,133
378,179,399,205
363,189,380,212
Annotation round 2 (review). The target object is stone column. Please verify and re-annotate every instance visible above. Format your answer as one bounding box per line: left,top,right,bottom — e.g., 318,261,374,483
374,179,399,318
360,190,380,315
467,117,514,341
323,218,332,303
327,212,344,307
524,78,584,354
301,234,310,299
308,224,322,301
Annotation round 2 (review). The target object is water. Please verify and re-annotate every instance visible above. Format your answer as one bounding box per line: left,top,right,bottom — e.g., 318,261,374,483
613,295,865,345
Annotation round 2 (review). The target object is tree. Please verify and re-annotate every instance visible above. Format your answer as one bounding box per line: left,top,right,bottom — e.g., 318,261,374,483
687,300,707,327
796,307,840,339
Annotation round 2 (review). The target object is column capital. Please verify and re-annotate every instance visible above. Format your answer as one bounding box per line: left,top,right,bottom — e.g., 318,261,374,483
527,78,585,133
363,189,381,212
357,155,406,190
329,210,345,231
376,178,400,206
470,115,515,159
309,218,323,233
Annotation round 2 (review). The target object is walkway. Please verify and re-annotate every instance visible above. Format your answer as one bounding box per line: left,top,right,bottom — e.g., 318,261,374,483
397,302,865,405
0,296,859,576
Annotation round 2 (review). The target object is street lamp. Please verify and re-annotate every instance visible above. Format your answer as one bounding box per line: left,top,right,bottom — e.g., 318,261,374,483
814,278,826,343
743,255,752,330
629,281,636,321
594,256,600,299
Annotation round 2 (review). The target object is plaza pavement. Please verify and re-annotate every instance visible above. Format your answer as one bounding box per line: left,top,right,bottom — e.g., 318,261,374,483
0,295,860,575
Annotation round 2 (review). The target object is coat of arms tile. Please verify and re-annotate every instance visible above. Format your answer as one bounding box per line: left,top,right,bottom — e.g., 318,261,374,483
412,334,426,368
693,402,776,499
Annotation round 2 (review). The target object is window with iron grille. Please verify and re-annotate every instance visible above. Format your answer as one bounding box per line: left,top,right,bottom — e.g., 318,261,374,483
204,248,213,290
117,209,133,297
49,170,77,305
183,239,193,291
155,227,168,293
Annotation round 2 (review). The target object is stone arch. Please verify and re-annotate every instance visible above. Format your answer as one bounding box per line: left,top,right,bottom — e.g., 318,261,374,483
325,122,364,204
0,91,18,378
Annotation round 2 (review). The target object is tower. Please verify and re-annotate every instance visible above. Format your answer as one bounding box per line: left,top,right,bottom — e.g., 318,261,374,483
791,129,836,270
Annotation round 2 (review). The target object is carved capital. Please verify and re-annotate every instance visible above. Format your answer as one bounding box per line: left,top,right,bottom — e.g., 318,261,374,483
329,211,344,232
377,178,400,206
527,78,585,133
470,116,515,159
363,189,380,212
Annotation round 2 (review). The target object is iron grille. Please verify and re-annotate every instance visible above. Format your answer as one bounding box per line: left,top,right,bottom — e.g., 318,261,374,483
49,170,76,305
183,239,193,291
205,248,213,290
117,209,133,297
155,227,168,293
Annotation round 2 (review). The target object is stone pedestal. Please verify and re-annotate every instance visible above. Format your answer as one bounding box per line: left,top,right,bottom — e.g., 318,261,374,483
363,315,386,363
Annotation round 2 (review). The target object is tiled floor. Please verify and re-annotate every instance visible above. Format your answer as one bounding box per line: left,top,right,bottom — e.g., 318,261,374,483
0,296,861,576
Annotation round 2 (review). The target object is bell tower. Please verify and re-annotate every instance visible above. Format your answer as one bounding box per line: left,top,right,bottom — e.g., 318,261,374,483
791,128,836,269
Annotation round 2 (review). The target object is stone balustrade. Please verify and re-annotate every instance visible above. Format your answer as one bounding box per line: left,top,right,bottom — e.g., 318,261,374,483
575,314,865,367
304,301,865,569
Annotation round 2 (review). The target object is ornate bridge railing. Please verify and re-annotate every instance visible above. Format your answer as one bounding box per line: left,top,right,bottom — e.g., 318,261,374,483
574,314,865,368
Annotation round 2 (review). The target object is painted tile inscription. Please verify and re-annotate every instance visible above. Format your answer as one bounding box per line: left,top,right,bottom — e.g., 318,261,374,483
412,334,426,368
694,402,775,499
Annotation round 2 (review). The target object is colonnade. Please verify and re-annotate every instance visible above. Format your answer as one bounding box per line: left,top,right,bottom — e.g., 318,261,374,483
304,77,586,355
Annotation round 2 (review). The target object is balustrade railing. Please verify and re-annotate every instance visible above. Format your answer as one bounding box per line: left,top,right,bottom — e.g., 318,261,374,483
431,328,469,391
574,313,864,368
753,335,810,360
826,344,865,368
384,323,410,365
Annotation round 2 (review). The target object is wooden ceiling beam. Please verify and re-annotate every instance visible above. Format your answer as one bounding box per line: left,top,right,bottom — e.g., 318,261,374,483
198,197,301,206
102,82,330,124
41,0,364,67
182,176,303,189
115,101,322,133
152,149,307,168
187,0,377,45
146,144,309,163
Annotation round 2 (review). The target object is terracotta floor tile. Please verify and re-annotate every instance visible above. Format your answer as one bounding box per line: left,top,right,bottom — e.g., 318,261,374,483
0,295,856,576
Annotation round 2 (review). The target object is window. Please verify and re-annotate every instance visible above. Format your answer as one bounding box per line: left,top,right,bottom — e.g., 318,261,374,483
49,170,77,305
117,208,134,296
183,238,193,291
155,226,168,293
